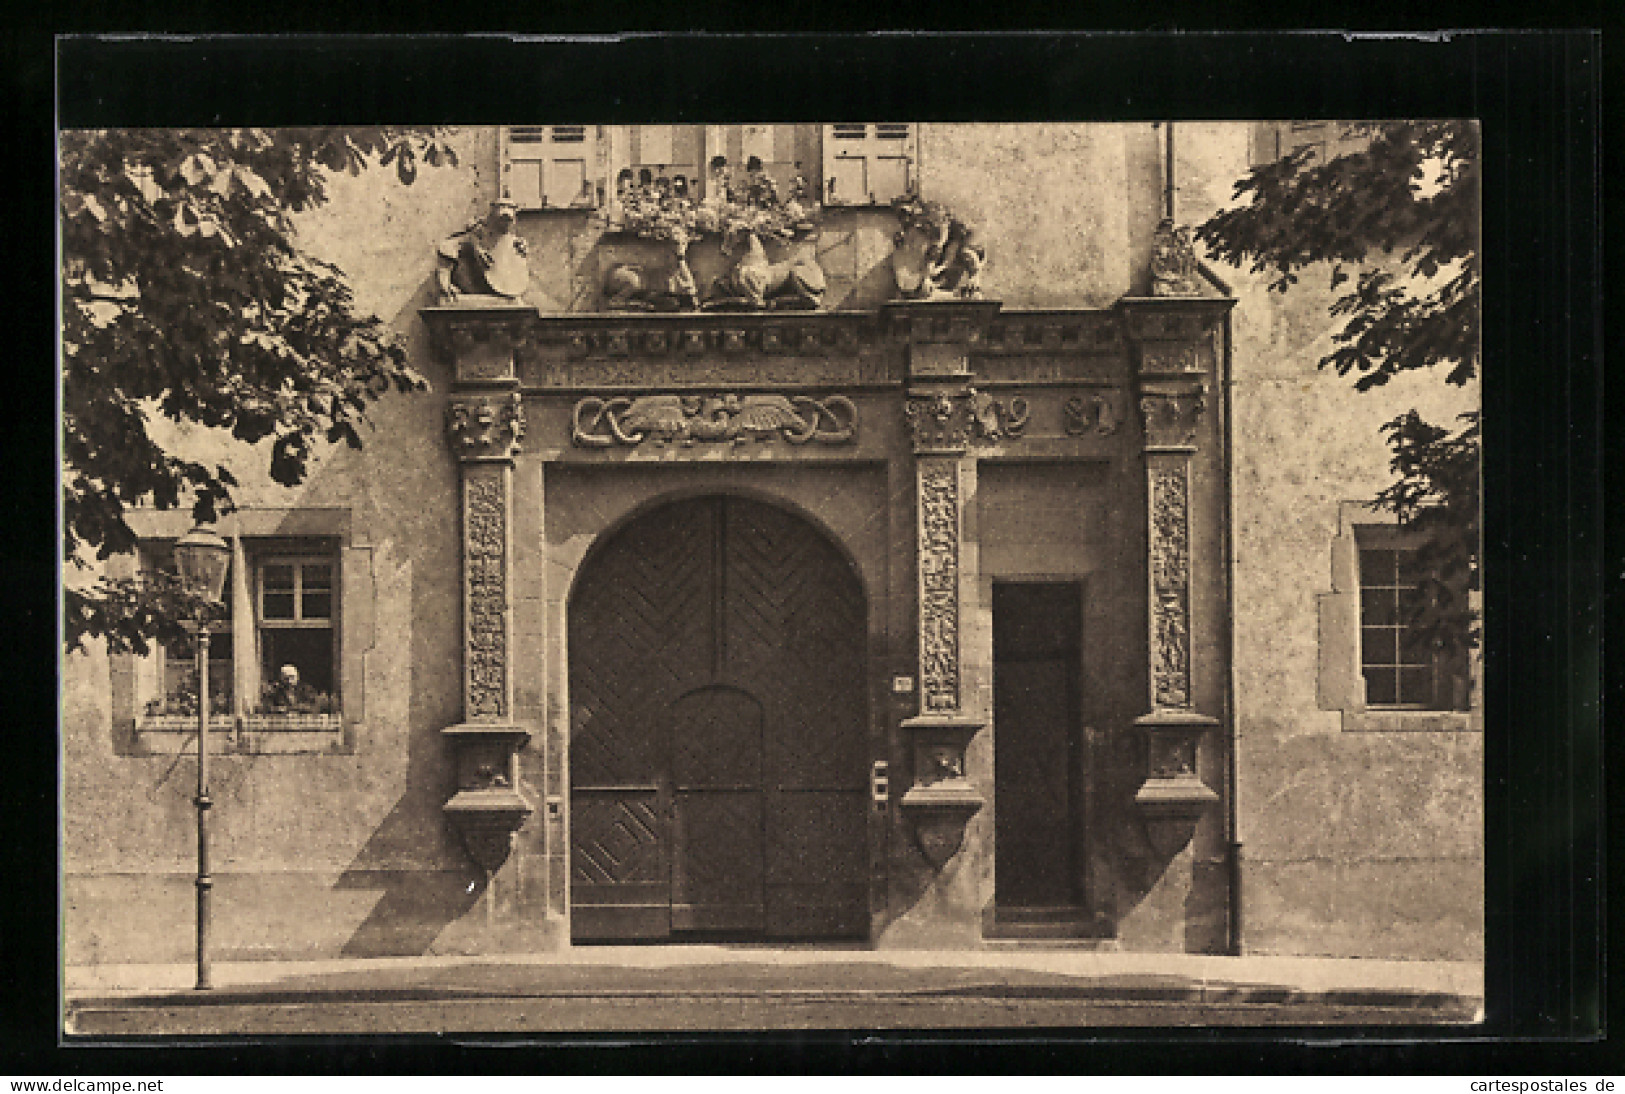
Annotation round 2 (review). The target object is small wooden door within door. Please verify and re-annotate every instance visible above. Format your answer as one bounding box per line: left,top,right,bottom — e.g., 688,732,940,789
569,497,868,941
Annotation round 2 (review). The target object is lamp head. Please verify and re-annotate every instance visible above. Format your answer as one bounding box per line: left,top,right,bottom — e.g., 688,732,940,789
174,522,231,606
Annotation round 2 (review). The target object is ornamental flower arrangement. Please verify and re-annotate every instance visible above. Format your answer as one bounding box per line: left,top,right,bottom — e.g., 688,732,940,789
610,156,819,247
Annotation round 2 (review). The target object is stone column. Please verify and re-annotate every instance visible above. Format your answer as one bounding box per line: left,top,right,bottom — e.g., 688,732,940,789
1121,299,1231,832
888,301,1000,868
442,388,535,880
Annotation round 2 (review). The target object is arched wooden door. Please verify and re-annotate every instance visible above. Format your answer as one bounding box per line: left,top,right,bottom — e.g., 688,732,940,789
568,496,869,941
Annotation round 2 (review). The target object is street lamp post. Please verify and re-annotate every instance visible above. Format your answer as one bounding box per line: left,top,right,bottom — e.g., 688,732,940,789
174,523,231,992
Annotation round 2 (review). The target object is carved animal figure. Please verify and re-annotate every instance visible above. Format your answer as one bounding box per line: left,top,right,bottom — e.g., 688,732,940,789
709,226,825,310
603,247,699,311
613,395,692,444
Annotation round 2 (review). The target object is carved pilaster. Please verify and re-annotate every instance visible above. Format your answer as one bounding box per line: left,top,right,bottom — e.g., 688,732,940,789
900,424,986,867
916,459,963,714
1122,297,1234,830
443,386,533,874
462,467,512,720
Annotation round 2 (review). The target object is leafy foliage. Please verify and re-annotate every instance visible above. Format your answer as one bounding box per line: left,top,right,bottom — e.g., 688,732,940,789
62,127,455,654
1196,121,1479,391
1373,409,1481,662
1197,122,1481,666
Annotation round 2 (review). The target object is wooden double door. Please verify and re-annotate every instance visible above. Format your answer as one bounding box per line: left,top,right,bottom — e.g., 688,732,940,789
568,496,870,941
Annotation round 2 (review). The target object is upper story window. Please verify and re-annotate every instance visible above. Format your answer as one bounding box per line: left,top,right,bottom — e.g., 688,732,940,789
500,124,921,214
822,123,917,206
1249,121,1368,168
500,125,600,210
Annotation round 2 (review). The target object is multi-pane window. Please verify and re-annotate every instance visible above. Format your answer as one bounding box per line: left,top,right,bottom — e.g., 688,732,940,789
1356,538,1468,711
1358,545,1433,706
257,558,337,700
156,582,235,717
145,545,340,719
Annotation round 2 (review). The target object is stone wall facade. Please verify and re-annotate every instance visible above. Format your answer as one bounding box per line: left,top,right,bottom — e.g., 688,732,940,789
61,123,1481,964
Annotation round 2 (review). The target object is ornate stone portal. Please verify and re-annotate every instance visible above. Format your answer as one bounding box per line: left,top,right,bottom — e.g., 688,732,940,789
442,389,534,877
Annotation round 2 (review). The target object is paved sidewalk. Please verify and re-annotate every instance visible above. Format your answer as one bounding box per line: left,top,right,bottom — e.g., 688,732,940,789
64,948,1484,1013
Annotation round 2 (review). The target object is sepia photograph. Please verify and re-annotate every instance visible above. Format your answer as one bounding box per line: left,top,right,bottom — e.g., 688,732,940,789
59,106,1489,1035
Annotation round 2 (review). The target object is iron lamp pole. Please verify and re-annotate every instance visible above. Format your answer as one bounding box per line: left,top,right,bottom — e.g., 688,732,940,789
174,523,231,991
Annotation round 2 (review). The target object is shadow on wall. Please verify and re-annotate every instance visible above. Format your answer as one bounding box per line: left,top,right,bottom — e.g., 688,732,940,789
328,271,483,957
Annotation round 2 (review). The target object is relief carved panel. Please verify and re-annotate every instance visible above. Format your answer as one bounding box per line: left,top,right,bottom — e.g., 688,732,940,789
917,460,961,713
571,392,856,447
464,468,509,720
447,392,526,462
1149,465,1191,709
1138,390,1207,449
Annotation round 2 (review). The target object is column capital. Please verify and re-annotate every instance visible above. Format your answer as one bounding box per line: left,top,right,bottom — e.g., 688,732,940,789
1137,387,1209,451
447,391,526,463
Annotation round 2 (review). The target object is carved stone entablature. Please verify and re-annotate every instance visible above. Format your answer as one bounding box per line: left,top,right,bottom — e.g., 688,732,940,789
571,393,857,447
1137,389,1207,451
447,392,526,462
1064,391,1123,436
1149,465,1193,709
1118,297,1234,345
424,307,535,382
1137,342,1208,377
882,299,1004,347
558,320,865,359
968,389,1029,441
983,314,1124,355
916,460,962,712
905,393,973,453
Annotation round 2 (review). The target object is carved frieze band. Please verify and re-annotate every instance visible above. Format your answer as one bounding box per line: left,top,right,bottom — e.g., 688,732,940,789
1138,390,1207,449
918,460,962,713
1149,464,1192,710
463,467,510,720
447,392,526,462
571,393,857,447
562,323,864,359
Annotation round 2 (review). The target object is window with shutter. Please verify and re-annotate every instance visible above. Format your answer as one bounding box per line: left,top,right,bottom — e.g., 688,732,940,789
612,124,704,197
822,123,917,206
501,125,599,210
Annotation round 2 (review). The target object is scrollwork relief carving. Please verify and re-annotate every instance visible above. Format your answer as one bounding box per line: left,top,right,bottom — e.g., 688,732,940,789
968,389,1029,441
918,461,961,713
446,392,526,462
1149,467,1191,709
464,471,509,719
571,392,857,447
